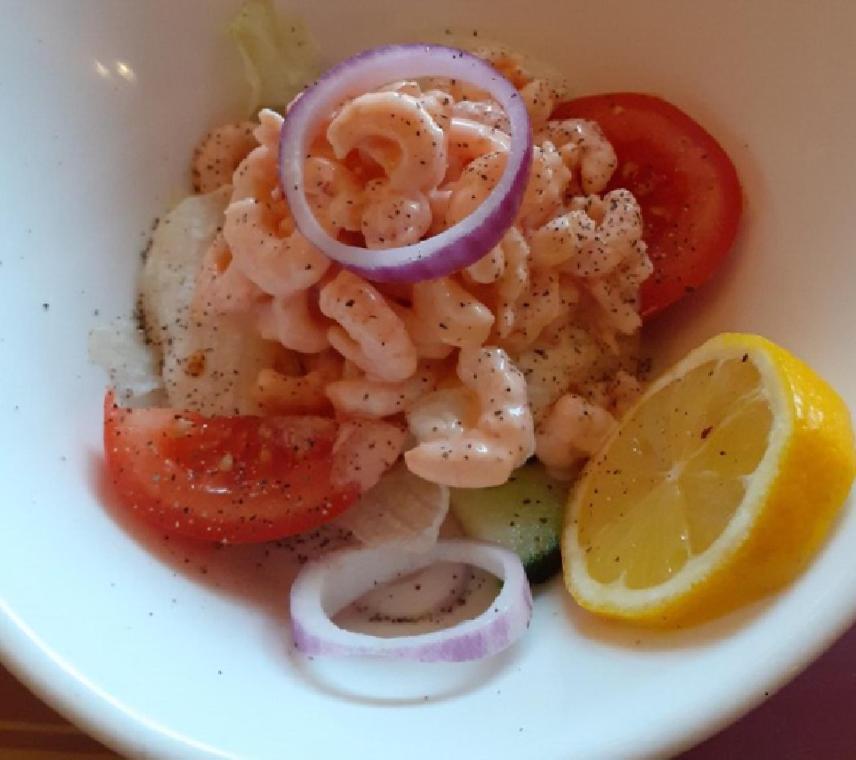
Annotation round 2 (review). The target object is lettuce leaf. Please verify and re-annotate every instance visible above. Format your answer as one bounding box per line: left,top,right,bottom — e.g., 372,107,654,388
229,0,319,115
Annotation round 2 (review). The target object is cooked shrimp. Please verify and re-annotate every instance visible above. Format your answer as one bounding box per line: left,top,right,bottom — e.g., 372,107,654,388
530,189,644,280
445,117,510,182
223,197,331,299
517,141,571,230
520,79,556,131
416,89,454,131
405,347,535,488
254,108,284,154
411,276,494,348
330,419,407,492
529,210,597,270
192,121,257,194
360,179,432,249
551,274,583,328
588,274,644,336
611,368,643,414
252,367,332,415
304,156,364,233
517,323,609,422
423,76,489,105
377,80,422,97
445,151,506,226
252,346,343,415
229,144,280,205
494,227,530,338
325,361,440,418
318,270,418,382
588,368,643,416
535,393,617,474
426,188,453,235
582,213,652,337
256,289,330,353
451,99,510,133
502,268,562,351
474,47,531,89
407,386,478,443
392,301,456,361
465,244,505,285
193,233,264,317
537,119,618,194
304,348,346,379
378,81,454,129
181,66,652,492
564,189,644,278
339,358,363,379
327,91,447,192
567,193,607,222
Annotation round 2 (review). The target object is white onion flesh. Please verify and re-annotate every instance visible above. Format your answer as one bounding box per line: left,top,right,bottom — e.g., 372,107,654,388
290,540,532,661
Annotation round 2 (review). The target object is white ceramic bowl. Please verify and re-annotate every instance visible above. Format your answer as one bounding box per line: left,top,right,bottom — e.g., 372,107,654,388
3,1,856,758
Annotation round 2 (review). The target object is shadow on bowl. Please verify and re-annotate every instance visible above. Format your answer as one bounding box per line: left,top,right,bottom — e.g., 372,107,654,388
560,588,774,653
86,449,520,704
287,639,523,706
86,450,348,619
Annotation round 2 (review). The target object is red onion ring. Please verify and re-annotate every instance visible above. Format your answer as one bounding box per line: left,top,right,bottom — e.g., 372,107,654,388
290,539,533,661
279,44,532,283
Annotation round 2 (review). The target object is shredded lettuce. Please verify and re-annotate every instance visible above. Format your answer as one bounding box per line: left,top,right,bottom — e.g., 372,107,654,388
229,0,319,115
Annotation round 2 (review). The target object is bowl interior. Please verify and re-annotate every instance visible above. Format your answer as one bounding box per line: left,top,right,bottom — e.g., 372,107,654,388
2,1,856,758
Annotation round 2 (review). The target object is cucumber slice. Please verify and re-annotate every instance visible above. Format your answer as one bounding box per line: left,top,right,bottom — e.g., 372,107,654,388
450,462,568,583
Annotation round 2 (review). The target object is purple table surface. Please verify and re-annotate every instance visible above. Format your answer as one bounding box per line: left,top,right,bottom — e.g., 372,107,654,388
680,621,856,758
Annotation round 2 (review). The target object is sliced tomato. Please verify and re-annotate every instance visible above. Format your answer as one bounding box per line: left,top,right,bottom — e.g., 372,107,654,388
103,391,360,543
552,93,742,318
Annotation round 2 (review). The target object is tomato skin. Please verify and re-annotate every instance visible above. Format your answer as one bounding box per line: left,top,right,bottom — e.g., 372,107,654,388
103,392,359,543
552,93,742,318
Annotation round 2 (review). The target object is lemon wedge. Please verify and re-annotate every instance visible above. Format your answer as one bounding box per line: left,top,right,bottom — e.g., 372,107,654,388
562,333,855,626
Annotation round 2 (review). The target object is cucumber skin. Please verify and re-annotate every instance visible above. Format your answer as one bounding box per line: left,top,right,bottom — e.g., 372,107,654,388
523,545,562,584
450,462,568,584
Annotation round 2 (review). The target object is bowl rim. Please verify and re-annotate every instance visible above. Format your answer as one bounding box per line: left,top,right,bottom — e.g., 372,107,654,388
4,580,856,759
5,2,856,756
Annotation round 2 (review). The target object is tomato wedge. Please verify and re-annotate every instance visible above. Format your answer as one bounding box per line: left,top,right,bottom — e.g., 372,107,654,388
552,93,742,318
103,391,364,543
